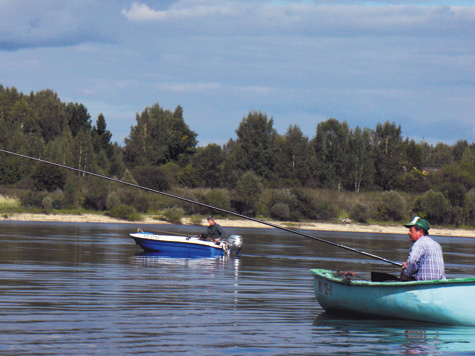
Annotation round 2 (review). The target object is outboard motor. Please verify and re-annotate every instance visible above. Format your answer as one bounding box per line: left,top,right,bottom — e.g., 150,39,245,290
222,234,243,255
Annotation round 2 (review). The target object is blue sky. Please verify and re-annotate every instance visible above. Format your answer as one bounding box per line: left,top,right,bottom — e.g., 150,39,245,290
1,1,473,146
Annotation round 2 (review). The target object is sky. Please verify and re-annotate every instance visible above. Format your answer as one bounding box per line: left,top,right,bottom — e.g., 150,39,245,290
1,1,473,147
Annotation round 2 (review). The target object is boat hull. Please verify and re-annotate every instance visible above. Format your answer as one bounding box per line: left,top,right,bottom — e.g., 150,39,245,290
311,269,475,326
130,231,227,257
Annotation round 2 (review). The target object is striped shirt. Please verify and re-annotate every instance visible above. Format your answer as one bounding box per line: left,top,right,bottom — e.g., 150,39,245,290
402,235,446,281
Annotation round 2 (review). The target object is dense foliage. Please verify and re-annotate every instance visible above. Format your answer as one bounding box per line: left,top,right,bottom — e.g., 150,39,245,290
1,85,474,227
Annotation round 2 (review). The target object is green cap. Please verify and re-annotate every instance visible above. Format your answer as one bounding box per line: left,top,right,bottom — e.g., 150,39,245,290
404,216,430,231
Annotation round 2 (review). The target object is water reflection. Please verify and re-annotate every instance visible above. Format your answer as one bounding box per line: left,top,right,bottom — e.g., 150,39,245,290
131,251,241,271
313,312,475,354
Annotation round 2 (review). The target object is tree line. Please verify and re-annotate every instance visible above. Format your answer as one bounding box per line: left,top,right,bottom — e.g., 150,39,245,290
1,85,474,227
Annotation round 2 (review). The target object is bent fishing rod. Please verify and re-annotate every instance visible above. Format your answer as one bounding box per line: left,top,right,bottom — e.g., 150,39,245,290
0,148,402,267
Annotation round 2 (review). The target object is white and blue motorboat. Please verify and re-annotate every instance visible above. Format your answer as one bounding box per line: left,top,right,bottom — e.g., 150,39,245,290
129,229,243,257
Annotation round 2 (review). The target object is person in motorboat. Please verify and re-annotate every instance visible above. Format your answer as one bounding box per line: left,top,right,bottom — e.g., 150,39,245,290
400,216,446,281
200,216,226,244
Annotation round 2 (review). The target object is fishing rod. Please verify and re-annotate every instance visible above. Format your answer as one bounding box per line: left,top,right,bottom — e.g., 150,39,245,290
0,148,402,267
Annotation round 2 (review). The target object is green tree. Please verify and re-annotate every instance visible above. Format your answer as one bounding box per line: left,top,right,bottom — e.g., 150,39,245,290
452,140,469,162
233,111,279,181
29,89,67,142
8,97,39,135
92,113,113,157
71,130,96,174
234,171,263,215
372,121,405,190
431,149,475,192
123,104,197,168
419,140,433,167
313,118,349,190
191,144,225,188
0,85,21,124
430,143,453,167
66,102,92,137
221,139,240,188
397,168,430,193
275,125,310,186
404,139,423,171
345,126,374,192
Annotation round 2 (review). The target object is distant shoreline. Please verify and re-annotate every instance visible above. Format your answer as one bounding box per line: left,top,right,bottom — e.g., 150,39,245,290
3,212,475,238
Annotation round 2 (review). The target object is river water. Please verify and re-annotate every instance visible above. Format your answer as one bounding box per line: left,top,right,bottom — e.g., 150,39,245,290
0,221,474,355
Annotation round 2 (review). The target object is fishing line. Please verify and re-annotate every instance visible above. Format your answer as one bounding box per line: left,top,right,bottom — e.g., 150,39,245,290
0,148,403,267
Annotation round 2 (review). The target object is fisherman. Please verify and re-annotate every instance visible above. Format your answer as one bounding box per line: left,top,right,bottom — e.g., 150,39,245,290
400,216,445,281
201,216,226,243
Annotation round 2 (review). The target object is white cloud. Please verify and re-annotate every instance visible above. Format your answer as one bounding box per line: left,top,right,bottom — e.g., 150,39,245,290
0,1,118,50
155,82,222,93
121,2,166,21
121,1,474,39
121,1,234,22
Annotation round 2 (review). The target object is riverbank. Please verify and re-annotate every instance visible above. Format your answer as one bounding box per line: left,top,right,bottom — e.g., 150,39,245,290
3,212,475,238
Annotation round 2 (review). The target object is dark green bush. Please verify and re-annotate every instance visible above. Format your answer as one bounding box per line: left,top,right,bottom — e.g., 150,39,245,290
378,191,406,221
350,203,370,223
467,189,475,226
396,169,430,193
270,202,290,221
163,206,185,224
83,178,109,211
131,165,175,191
440,182,466,207
204,189,231,212
420,189,450,224
31,164,66,192
177,190,203,215
189,214,203,225
290,188,318,219
315,201,338,220
20,191,48,208
107,205,142,221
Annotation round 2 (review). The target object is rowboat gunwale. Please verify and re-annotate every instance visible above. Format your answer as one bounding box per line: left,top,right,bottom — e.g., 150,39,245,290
310,268,475,286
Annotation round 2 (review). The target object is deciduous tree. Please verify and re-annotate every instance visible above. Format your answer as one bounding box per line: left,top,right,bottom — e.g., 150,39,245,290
345,126,374,192
313,118,349,191
372,121,404,191
233,111,278,181
276,125,310,186
123,104,197,168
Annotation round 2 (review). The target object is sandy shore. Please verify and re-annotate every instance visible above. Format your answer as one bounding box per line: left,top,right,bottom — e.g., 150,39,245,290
3,212,475,238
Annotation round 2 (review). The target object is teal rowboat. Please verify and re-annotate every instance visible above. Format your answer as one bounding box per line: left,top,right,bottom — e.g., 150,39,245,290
311,269,475,326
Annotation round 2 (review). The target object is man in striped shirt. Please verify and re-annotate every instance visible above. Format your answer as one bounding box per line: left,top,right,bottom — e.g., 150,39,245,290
400,216,446,281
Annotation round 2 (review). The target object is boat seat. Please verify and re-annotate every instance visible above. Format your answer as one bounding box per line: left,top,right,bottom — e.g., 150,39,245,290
371,272,400,282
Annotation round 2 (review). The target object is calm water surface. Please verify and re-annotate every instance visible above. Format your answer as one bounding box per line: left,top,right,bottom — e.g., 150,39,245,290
0,221,474,355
